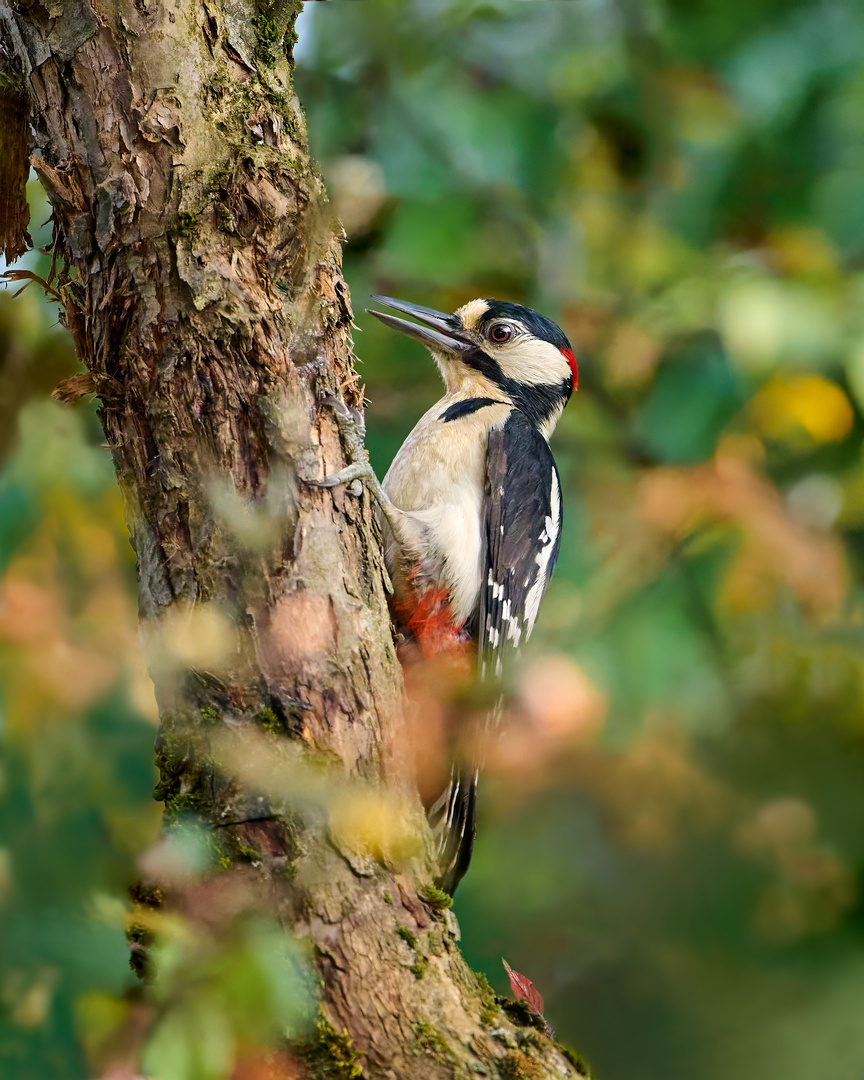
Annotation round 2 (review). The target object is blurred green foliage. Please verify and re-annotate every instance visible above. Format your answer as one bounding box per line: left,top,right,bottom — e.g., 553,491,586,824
0,399,155,1079
295,2,864,1078
5,0,864,1077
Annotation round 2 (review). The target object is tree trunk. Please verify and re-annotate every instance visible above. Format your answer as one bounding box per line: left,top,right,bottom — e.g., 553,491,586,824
1,2,582,1076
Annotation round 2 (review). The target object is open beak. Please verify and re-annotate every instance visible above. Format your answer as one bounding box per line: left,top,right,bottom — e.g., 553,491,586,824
367,295,473,354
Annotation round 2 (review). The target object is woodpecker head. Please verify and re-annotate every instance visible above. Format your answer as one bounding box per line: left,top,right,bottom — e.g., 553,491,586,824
368,295,577,432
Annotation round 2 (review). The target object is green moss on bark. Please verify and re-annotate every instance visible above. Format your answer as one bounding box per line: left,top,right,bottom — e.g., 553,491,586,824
499,1050,544,1079
557,1044,592,1077
418,884,453,910
397,925,418,949
297,1016,363,1079
414,1022,453,1064
500,999,547,1034
475,970,499,1026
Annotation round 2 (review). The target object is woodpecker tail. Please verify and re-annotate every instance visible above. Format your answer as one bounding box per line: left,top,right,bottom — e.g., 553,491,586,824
428,766,478,896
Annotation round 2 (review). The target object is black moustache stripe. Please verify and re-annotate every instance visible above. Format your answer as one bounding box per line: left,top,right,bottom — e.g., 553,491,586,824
463,348,571,428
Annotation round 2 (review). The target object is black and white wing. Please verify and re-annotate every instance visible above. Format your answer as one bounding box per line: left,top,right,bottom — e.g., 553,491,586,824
479,411,563,684
432,411,563,895
429,765,479,896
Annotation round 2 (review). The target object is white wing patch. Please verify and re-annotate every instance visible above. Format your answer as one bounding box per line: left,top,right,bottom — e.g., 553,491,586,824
522,469,560,638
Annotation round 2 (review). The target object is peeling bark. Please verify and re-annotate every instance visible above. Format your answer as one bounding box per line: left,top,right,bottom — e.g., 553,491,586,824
1,1,583,1076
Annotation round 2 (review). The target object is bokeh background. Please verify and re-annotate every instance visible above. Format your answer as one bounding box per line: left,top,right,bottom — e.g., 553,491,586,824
6,0,864,1077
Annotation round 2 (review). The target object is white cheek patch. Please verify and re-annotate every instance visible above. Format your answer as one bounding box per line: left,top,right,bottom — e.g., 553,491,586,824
494,337,571,386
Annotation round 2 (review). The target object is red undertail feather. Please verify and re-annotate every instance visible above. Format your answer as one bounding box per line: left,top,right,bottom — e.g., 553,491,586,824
394,584,469,659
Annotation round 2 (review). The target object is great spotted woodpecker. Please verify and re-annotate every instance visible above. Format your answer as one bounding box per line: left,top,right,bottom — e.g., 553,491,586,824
316,295,576,893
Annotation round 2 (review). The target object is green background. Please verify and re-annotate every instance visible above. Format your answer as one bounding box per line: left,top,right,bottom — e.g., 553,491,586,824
6,0,864,1076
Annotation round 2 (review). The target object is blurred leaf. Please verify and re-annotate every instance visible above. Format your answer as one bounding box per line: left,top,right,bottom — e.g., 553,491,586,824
143,918,313,1080
635,332,745,464
751,374,854,445
144,999,233,1080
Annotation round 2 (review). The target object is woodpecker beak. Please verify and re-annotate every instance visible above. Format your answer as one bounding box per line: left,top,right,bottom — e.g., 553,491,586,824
367,295,473,354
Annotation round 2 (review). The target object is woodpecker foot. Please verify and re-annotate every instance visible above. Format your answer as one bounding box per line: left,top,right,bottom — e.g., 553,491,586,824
310,398,419,591
313,460,367,498
315,458,385,500
321,395,366,443
310,397,393,513
307,397,365,496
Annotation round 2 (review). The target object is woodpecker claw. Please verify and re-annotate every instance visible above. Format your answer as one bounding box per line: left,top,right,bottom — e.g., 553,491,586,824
316,395,368,463
312,396,373,494
315,460,395,526
319,395,366,437
313,459,375,490
310,399,390,512
310,397,413,585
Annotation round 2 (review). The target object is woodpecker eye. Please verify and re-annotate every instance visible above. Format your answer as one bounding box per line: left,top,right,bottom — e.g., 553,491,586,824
488,322,514,344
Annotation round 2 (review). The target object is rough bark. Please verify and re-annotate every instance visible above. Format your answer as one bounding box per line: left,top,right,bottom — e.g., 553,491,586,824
0,15,31,263
0,2,583,1077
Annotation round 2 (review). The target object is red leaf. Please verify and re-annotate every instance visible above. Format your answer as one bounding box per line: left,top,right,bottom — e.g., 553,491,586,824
502,958,545,1016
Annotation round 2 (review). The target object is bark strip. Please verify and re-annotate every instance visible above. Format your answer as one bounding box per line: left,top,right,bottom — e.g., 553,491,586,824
1,1,584,1075
0,15,31,264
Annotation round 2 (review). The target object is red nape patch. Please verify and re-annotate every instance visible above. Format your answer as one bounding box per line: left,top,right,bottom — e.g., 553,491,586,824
561,347,578,388
394,585,469,660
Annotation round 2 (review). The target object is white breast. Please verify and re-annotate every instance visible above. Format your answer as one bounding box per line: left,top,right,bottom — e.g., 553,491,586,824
382,397,510,626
